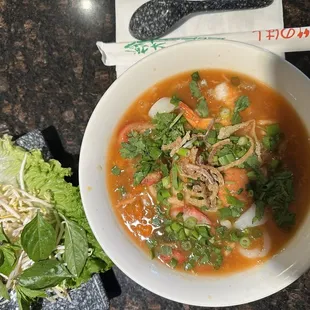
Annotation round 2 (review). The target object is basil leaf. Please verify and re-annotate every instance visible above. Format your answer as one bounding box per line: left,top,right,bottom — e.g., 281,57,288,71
64,218,88,277
0,224,9,243
21,212,56,261
16,285,46,300
0,246,16,276
17,291,30,310
0,249,4,267
19,260,72,289
0,279,9,300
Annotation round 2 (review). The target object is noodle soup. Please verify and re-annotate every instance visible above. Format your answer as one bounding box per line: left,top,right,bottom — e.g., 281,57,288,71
106,70,310,275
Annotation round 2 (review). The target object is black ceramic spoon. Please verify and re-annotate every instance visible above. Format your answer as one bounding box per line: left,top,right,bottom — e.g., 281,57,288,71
129,0,274,40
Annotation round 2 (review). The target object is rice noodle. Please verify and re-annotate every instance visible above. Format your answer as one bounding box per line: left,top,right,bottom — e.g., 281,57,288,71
238,231,271,258
234,203,268,230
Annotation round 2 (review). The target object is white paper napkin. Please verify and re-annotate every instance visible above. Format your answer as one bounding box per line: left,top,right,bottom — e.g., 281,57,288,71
115,0,284,76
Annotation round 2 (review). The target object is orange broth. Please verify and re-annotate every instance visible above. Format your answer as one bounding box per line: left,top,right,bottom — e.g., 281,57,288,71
106,69,310,275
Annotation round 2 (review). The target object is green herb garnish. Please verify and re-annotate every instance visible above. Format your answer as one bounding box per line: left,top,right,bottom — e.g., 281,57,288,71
231,95,250,125
111,165,121,175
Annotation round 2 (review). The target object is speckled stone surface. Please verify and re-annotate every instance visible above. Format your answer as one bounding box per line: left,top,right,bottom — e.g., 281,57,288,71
129,0,274,40
1,274,109,310
0,0,310,309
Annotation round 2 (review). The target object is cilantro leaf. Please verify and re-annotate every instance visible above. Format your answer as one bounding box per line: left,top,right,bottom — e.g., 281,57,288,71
195,98,209,118
191,71,201,82
153,113,185,145
190,80,201,98
226,195,244,208
250,169,295,228
170,95,181,106
231,96,250,124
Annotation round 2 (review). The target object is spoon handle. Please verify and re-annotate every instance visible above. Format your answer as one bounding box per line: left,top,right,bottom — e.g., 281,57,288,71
187,0,274,13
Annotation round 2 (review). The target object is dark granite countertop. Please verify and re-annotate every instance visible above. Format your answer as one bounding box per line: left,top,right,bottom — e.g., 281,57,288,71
1,0,310,309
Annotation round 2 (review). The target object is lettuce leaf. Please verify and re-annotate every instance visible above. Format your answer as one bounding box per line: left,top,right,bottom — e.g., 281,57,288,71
0,136,113,287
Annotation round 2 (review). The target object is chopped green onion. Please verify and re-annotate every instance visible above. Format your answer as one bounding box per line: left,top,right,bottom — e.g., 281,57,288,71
239,237,251,249
146,239,157,249
230,76,241,86
171,222,182,232
214,123,223,132
219,156,229,166
266,124,280,136
116,186,126,197
177,192,184,201
111,165,121,175
236,188,244,195
207,137,217,145
200,254,210,265
184,261,194,271
248,189,254,197
161,245,172,256
220,107,231,119
181,241,192,251
165,226,173,233
237,136,248,146
178,229,186,240
247,171,257,180
197,226,210,238
171,164,179,190
208,129,217,138
150,248,155,259
263,135,279,151
184,217,197,229
226,153,235,163
230,135,240,143
157,189,171,203
235,147,247,159
230,231,240,242
191,230,199,239
184,228,191,236
177,148,190,157
169,258,178,268
160,163,169,177
162,176,170,189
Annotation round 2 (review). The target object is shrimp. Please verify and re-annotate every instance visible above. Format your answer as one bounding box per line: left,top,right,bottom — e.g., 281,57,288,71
218,168,251,206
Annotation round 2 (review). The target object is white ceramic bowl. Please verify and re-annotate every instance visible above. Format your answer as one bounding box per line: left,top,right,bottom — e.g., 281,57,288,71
79,40,310,307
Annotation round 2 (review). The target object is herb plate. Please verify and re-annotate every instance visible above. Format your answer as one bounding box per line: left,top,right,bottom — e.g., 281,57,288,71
0,130,109,310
